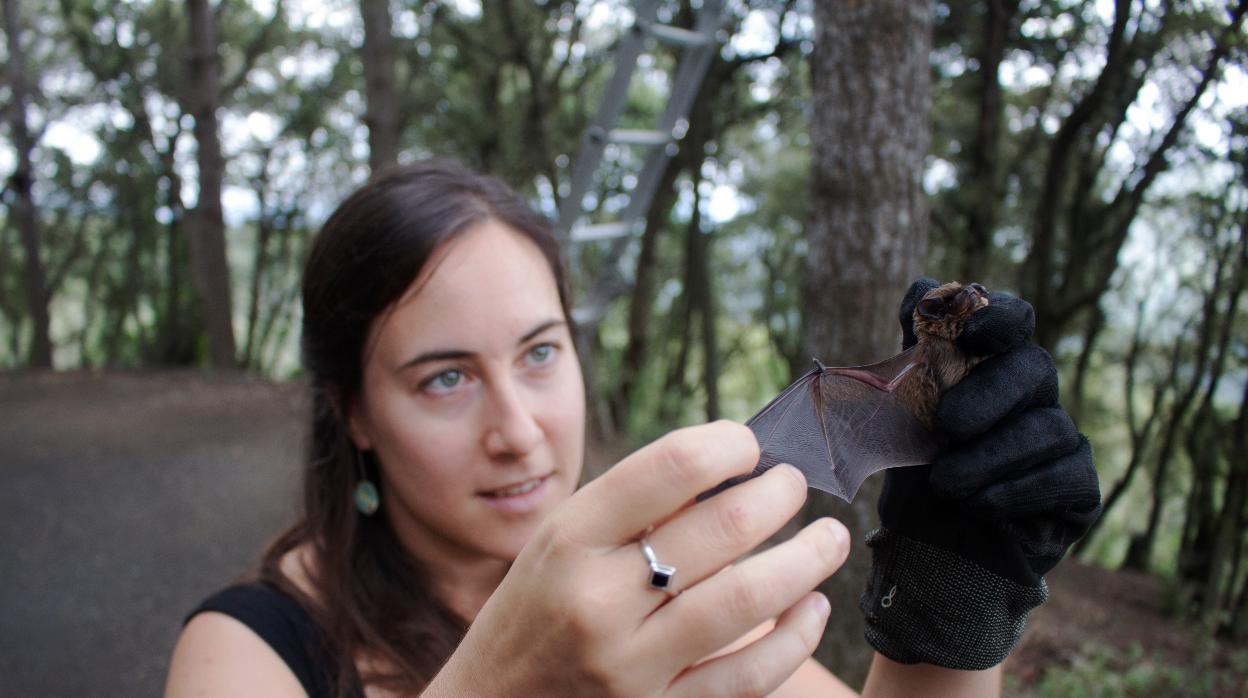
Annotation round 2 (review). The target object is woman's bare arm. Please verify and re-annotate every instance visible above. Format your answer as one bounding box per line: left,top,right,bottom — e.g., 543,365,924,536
165,612,308,698
765,653,1001,698
862,653,1001,697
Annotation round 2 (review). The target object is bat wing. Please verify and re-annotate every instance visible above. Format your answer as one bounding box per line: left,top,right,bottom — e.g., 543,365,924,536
742,347,940,502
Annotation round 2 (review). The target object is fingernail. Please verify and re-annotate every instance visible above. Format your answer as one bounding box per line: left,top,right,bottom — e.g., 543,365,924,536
813,592,831,620
778,463,806,488
827,519,850,550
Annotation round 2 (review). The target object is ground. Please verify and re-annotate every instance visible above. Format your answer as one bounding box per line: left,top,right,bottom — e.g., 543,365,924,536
1,370,1244,696
1008,561,1248,697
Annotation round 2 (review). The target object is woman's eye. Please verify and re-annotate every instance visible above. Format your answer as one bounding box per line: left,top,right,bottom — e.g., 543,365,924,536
528,343,556,364
424,369,463,392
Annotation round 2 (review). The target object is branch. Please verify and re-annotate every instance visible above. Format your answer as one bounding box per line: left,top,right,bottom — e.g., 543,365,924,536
221,0,286,100
1104,0,1248,233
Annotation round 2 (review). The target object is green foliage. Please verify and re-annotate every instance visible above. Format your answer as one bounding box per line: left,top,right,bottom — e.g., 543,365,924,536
1009,640,1248,698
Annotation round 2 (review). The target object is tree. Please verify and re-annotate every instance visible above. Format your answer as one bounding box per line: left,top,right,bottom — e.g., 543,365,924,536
931,0,1248,354
3,0,53,367
360,0,399,173
801,0,933,684
184,0,237,368
1024,0,1248,351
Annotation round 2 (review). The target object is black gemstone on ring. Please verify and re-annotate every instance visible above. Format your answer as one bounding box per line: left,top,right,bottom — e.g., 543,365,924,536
649,563,676,590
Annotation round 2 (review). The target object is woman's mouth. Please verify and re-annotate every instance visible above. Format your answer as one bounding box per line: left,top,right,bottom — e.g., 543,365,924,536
484,478,543,497
478,474,552,514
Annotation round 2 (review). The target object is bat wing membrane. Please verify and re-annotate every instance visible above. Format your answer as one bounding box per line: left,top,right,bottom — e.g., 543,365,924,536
745,347,940,501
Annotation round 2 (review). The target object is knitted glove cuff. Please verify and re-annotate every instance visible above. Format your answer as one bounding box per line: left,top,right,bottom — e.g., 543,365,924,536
859,528,1048,671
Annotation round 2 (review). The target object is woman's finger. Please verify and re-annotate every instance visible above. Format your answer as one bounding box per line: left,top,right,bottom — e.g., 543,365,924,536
638,463,807,599
561,420,760,545
666,592,830,698
640,517,849,673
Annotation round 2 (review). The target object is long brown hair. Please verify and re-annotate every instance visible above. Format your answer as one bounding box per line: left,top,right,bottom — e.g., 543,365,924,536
260,160,572,696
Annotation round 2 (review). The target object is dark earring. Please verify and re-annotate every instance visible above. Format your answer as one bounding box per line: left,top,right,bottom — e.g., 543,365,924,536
354,449,380,516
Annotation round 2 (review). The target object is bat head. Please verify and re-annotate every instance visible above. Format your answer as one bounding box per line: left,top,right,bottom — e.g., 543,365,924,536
913,281,989,342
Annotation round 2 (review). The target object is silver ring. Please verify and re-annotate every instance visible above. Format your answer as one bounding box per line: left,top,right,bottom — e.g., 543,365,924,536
639,535,677,594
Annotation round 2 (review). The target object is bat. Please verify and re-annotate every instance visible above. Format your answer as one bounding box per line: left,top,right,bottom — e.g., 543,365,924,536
701,282,990,503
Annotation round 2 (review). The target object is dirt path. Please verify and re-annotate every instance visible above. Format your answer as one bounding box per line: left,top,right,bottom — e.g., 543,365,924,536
0,370,307,697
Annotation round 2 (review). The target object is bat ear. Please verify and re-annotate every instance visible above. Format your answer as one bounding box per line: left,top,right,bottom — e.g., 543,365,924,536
899,278,941,348
917,297,946,320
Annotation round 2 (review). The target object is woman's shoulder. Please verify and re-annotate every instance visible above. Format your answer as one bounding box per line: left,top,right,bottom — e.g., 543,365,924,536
166,584,312,697
166,546,335,698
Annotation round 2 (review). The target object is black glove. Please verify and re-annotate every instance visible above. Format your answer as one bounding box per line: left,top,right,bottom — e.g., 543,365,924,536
859,278,1102,670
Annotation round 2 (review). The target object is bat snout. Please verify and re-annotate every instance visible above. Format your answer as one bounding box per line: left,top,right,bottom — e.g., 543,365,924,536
953,283,989,314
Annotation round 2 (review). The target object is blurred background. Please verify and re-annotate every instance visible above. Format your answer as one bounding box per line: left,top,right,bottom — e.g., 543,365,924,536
1,0,1246,695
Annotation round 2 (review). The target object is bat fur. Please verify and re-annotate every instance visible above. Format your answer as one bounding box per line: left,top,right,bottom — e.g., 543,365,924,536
894,281,990,430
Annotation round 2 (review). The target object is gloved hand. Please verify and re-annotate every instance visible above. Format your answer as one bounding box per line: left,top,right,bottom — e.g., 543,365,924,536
859,278,1102,670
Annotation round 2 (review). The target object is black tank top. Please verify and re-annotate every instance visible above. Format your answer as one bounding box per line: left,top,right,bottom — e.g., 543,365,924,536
186,583,362,697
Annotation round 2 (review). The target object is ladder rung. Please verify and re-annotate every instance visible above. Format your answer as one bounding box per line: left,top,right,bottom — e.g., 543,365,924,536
644,22,713,48
603,128,670,146
572,221,636,242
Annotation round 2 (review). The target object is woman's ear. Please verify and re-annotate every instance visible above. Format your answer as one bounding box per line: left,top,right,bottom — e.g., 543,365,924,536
346,403,374,452
330,386,373,452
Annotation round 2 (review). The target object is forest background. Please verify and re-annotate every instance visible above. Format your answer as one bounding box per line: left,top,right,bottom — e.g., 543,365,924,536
2,0,1248,695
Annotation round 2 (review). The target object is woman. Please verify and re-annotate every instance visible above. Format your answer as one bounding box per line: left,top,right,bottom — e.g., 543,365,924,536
165,161,1093,696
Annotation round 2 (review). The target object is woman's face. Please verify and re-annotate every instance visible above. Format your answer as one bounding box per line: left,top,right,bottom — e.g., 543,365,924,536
349,220,585,566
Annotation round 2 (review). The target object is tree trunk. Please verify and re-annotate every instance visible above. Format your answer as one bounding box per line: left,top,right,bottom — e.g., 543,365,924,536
360,0,399,173
802,0,932,684
1075,308,1177,554
614,161,683,432
1123,241,1231,570
958,0,1016,280
185,0,237,368
1225,453,1248,639
1069,303,1106,419
244,187,274,368
3,0,53,367
685,169,719,421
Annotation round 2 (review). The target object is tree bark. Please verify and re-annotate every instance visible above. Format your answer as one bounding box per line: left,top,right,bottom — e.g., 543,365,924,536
360,0,399,173
185,0,237,368
1069,302,1106,419
3,0,53,367
614,161,683,432
685,169,719,421
802,0,932,684
243,156,274,368
958,0,1017,280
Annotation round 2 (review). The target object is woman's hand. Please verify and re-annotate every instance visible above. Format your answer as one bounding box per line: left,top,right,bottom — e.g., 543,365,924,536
425,420,851,697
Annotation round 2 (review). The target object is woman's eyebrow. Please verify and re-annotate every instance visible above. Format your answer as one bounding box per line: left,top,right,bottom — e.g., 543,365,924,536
517,319,566,346
397,348,473,372
397,319,567,372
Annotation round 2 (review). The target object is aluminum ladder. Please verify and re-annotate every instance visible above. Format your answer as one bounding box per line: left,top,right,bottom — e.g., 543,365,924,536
556,0,727,326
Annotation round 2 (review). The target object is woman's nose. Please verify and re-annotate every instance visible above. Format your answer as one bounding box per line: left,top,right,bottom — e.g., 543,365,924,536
483,379,543,459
